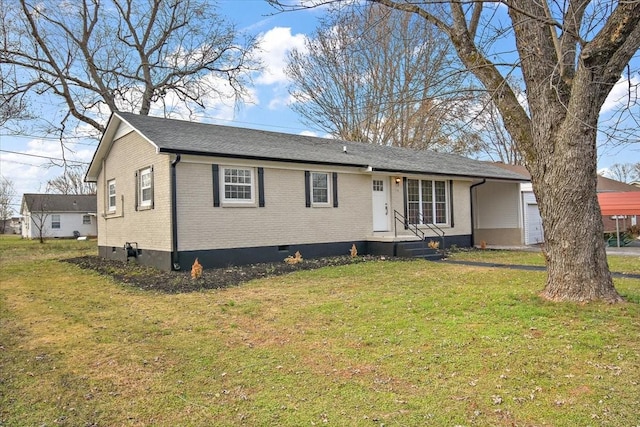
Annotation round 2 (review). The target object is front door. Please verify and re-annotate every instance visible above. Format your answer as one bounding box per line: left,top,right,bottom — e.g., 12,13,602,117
372,176,389,231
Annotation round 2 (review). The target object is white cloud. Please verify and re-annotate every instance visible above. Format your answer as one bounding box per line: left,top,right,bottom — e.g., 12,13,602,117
255,27,308,86
601,74,640,114
299,130,318,137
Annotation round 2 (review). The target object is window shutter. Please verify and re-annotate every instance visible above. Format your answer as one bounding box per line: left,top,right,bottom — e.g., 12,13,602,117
332,172,338,208
134,170,139,211
258,167,265,207
304,171,311,207
150,166,155,209
449,180,454,227
212,164,220,207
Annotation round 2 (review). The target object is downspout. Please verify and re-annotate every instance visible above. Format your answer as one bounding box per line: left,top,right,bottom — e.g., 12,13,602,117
170,154,181,270
469,179,486,247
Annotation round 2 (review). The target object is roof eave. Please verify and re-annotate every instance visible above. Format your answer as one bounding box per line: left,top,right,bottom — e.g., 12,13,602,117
85,113,120,182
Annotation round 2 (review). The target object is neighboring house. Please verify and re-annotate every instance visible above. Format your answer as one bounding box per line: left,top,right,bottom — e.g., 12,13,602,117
492,164,640,243
85,112,527,271
596,176,640,233
21,194,97,239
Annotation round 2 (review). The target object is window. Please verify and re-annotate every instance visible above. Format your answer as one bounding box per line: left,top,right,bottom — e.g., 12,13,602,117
311,172,329,204
222,167,254,203
373,179,384,192
305,171,338,208
51,214,61,229
137,167,153,209
406,179,447,225
108,179,116,212
83,215,91,225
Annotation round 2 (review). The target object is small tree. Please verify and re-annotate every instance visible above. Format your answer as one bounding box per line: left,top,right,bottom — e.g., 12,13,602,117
22,194,51,243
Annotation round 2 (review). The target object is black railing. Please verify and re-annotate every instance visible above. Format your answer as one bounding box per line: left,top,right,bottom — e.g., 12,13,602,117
419,213,446,249
394,210,424,240
393,210,446,248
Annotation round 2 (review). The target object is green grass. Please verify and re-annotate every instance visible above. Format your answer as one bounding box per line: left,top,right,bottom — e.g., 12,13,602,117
1,236,639,426
448,248,640,275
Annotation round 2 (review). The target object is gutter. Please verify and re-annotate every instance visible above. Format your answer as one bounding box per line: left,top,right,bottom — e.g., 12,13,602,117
170,154,181,270
469,179,486,247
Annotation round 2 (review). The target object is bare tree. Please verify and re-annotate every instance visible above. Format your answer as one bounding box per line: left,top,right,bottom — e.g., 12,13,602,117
605,163,640,183
471,93,524,165
270,0,640,303
286,3,478,153
22,194,50,244
47,166,96,195
0,71,30,127
0,0,258,139
0,177,17,234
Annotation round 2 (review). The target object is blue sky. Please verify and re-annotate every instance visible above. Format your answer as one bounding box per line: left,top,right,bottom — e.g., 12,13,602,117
1,0,638,211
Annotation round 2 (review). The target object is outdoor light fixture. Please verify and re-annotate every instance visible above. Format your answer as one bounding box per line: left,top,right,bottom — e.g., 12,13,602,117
395,177,402,185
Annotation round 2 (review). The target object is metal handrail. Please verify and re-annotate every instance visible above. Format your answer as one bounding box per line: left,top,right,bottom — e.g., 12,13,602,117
393,210,425,240
393,210,446,248
419,213,446,249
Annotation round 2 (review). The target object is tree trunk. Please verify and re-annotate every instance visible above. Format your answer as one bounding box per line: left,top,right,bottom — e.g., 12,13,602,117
529,84,623,303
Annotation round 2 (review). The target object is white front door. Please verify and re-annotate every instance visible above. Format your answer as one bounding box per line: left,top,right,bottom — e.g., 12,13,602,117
372,176,389,231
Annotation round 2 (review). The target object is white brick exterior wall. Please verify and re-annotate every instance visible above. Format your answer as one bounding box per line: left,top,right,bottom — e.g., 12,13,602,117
96,131,173,251
175,157,372,251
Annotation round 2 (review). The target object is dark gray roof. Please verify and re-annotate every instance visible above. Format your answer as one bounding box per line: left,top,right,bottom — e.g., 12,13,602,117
114,112,526,181
22,194,97,213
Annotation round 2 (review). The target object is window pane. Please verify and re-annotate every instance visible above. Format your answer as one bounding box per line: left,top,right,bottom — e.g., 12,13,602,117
225,184,252,200
108,180,116,211
373,180,384,192
435,181,447,223
407,179,420,224
140,168,152,205
51,214,60,229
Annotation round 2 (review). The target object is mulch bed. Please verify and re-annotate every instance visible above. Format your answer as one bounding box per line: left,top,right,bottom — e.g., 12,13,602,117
64,255,395,294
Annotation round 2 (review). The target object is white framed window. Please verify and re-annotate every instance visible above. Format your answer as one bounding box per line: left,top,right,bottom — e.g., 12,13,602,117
83,215,91,225
138,167,153,208
107,179,116,212
311,172,330,205
51,214,61,229
407,179,448,225
222,167,254,204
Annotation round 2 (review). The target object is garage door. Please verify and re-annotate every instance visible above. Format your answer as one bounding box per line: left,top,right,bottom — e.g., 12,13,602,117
525,203,544,245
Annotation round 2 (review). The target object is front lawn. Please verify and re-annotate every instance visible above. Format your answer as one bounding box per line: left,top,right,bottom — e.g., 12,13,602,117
1,237,639,426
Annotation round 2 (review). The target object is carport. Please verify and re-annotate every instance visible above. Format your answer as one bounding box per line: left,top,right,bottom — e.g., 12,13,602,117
598,192,640,247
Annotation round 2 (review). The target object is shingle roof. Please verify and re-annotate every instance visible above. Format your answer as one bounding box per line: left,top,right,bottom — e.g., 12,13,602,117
98,112,527,181
22,194,97,213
